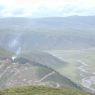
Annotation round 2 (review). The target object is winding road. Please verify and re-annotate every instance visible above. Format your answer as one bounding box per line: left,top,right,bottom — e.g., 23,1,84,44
34,71,55,83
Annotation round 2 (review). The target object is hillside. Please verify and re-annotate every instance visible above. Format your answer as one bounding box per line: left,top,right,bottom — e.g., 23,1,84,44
0,50,82,90
0,16,95,50
0,48,12,58
47,49,95,93
0,85,91,95
19,51,68,70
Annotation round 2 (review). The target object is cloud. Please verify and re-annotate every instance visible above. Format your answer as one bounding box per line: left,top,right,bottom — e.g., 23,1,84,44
32,7,62,18
61,4,95,16
0,5,5,16
0,0,95,17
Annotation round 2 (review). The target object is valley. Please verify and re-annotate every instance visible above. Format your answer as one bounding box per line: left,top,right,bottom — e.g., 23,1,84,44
0,16,95,94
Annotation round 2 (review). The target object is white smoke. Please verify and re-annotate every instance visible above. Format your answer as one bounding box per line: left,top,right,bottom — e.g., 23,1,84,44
16,47,22,56
12,56,16,61
9,37,18,48
8,33,23,61
9,33,22,49
12,47,22,61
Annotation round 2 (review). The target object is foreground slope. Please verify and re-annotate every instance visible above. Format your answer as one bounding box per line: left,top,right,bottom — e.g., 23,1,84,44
0,85,91,95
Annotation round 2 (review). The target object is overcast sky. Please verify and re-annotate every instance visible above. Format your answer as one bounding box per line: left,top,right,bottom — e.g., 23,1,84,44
0,0,95,17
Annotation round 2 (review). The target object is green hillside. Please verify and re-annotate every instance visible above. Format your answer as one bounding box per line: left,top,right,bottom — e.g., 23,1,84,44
0,85,90,95
0,48,12,58
47,49,95,92
0,53,81,90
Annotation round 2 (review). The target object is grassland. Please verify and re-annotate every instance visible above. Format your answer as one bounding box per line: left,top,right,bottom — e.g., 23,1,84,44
0,85,90,95
0,48,12,58
47,49,95,92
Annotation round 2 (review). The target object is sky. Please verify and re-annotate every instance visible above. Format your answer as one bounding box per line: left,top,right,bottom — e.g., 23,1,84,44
0,0,95,17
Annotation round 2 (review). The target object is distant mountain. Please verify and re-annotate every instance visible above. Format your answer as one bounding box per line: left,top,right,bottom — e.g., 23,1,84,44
0,16,95,50
0,16,95,28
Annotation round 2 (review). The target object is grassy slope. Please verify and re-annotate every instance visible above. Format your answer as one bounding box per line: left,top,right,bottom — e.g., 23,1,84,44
0,55,81,90
0,48,12,58
19,51,67,73
0,85,90,95
47,49,95,90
